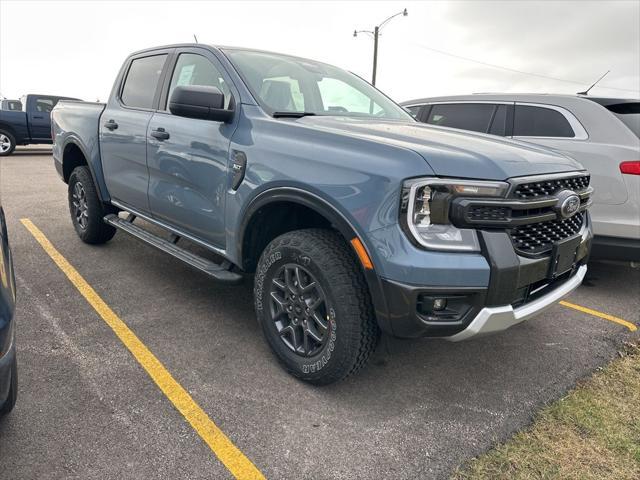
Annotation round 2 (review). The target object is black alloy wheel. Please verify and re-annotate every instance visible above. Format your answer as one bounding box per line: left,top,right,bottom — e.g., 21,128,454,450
269,263,329,357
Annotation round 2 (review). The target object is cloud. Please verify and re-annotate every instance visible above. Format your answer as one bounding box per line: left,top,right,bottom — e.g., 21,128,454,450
441,0,639,95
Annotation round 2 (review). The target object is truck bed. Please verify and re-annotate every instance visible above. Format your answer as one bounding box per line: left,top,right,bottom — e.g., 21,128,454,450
0,110,29,144
51,100,109,199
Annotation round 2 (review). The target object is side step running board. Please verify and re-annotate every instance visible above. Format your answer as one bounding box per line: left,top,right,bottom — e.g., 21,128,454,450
104,214,243,284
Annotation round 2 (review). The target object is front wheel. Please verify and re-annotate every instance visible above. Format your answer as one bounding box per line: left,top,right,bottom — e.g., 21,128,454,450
254,229,379,385
68,166,116,244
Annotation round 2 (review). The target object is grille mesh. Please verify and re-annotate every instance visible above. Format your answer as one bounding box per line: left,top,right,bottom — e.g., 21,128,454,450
510,213,584,254
468,205,511,221
513,175,590,199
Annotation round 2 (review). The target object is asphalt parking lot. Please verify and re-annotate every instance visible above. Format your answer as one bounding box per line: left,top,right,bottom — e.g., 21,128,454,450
1,148,638,480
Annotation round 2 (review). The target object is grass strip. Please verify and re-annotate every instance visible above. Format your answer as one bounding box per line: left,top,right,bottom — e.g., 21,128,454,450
453,341,640,480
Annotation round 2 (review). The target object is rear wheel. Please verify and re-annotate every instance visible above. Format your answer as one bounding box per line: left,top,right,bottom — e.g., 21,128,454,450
254,229,379,385
0,356,17,416
0,130,16,156
68,166,116,244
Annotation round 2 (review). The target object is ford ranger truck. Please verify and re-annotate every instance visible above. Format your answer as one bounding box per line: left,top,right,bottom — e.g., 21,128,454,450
51,44,593,384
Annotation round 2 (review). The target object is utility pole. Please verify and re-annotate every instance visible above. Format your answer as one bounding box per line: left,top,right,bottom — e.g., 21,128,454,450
354,8,408,86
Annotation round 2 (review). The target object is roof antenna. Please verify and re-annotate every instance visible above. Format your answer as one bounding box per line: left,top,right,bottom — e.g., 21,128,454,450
577,70,610,96
193,34,199,43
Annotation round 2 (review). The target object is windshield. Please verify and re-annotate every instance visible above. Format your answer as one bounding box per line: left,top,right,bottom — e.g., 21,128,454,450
224,49,412,121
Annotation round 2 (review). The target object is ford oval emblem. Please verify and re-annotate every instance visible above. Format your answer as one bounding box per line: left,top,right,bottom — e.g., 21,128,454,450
555,190,581,219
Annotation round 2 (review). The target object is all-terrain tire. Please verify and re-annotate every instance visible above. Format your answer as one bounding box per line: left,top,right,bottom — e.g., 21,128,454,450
254,228,379,385
0,129,16,157
68,166,116,244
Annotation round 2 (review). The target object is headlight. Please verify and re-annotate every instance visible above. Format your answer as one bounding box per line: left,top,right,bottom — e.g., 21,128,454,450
401,178,508,251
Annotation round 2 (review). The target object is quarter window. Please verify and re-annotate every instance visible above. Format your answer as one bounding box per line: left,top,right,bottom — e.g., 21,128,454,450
488,104,508,136
404,105,422,118
121,54,167,109
167,53,232,110
605,103,640,139
513,105,575,137
426,104,495,133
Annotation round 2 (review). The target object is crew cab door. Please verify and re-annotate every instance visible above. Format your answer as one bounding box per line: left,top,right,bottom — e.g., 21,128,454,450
100,51,171,212
27,95,58,141
146,48,238,248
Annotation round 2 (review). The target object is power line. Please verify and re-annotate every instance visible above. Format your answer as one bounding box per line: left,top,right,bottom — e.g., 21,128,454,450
411,43,640,94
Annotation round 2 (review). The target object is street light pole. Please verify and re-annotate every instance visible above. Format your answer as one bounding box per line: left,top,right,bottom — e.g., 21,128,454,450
372,26,379,86
354,8,407,86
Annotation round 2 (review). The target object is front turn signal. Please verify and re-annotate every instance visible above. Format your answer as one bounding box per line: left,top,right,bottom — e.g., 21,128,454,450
350,237,374,270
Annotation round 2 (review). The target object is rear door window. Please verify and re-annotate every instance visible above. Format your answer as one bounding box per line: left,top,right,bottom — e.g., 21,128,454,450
513,105,575,137
121,54,167,109
426,103,496,133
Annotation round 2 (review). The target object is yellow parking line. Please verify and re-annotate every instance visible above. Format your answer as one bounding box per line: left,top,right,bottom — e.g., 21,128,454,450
21,219,265,480
559,300,637,332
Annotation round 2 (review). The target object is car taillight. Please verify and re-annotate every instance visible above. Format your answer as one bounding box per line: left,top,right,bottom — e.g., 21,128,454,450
620,161,640,175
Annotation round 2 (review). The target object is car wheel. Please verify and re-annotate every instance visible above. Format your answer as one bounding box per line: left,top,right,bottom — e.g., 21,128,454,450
254,228,379,385
0,356,17,416
68,166,116,244
0,130,16,157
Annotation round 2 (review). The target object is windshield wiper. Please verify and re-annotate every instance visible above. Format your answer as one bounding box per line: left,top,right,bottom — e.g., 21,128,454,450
272,111,317,118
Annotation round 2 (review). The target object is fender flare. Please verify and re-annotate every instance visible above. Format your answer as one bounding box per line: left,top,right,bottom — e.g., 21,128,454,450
238,187,392,333
0,122,19,142
61,137,107,202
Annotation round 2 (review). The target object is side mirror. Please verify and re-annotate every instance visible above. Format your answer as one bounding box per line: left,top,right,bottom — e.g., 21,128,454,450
169,85,233,123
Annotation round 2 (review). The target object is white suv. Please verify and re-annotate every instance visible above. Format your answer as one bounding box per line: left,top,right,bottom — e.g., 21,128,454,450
401,94,640,261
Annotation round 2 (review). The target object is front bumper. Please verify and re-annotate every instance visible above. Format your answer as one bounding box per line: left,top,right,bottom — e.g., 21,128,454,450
447,264,586,341
378,214,592,339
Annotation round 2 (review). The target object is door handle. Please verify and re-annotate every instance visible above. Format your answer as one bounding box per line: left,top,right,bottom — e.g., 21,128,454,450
150,128,170,140
33,115,44,119
104,120,118,130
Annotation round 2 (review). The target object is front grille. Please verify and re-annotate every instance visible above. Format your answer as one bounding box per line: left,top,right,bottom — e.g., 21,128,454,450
513,175,590,199
510,212,584,255
468,205,511,221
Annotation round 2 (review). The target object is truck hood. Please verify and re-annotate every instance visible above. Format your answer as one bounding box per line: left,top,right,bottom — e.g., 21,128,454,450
296,116,584,180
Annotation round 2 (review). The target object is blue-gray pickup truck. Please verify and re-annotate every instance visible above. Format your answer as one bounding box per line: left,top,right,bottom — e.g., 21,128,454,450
0,94,79,156
51,44,593,384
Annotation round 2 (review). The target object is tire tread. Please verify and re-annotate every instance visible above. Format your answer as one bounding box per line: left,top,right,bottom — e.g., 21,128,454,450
68,166,116,244
255,228,379,385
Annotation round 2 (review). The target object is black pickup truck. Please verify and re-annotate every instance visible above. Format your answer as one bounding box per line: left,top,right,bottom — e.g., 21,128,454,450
0,94,79,156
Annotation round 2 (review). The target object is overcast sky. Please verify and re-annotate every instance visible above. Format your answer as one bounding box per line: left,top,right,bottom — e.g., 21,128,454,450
1,0,638,103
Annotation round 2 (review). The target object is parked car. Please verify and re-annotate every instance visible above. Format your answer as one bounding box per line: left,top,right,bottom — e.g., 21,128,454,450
0,200,17,416
0,99,22,111
0,94,80,156
52,44,592,384
401,94,640,261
